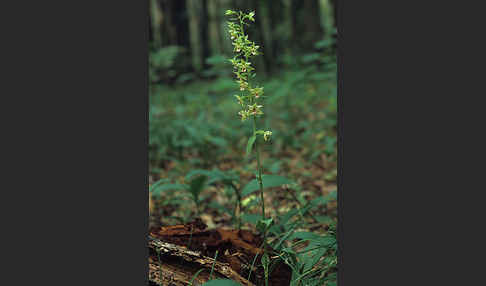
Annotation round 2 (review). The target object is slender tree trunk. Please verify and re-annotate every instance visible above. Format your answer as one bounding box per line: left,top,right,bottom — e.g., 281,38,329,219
290,0,300,53
219,0,234,55
257,0,273,74
302,0,324,50
149,0,162,49
207,0,223,56
290,0,324,52
186,0,204,72
268,0,285,68
160,0,178,46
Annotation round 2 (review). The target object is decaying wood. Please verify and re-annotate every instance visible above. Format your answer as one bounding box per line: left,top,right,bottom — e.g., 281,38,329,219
148,235,255,286
149,259,226,286
148,219,292,286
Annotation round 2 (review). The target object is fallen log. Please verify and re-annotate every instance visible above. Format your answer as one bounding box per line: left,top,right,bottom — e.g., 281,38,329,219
148,235,255,286
148,219,292,286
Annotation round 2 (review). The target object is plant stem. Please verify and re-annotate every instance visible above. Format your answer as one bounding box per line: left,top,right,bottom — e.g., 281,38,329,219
230,182,242,230
239,18,265,223
253,117,265,221
239,10,269,264
253,115,268,265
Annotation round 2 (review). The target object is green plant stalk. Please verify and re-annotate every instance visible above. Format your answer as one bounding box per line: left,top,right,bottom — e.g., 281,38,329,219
209,250,219,280
227,11,271,286
189,268,205,286
229,182,242,230
253,115,269,286
242,23,268,262
236,13,266,225
243,22,270,286
245,49,265,223
253,117,265,221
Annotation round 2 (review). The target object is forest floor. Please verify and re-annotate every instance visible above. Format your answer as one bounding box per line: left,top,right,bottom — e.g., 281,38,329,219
148,71,337,285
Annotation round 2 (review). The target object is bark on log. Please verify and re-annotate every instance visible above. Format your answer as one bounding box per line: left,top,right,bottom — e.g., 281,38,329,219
148,235,255,286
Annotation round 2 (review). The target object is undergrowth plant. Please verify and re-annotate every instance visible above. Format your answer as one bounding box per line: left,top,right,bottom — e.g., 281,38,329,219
226,9,274,286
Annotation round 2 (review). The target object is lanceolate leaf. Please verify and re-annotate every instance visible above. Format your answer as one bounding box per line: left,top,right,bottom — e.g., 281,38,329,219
151,183,188,196
246,134,256,156
241,175,292,197
149,178,170,192
189,175,208,201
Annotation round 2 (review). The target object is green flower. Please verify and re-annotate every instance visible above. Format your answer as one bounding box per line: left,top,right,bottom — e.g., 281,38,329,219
263,131,272,141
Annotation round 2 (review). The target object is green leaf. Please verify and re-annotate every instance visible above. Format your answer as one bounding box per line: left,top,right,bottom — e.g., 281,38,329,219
208,202,232,215
149,178,170,192
241,213,260,225
185,170,214,181
241,175,292,197
246,135,256,156
189,175,208,201
256,218,273,233
206,136,227,147
151,183,188,196
269,161,282,174
303,248,327,272
185,169,237,186
201,279,240,286
317,235,337,248
288,231,322,241
189,268,205,285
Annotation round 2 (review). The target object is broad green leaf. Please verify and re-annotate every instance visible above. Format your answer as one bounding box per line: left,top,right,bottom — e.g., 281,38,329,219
185,169,236,186
241,213,260,225
206,136,227,147
269,161,282,174
241,175,292,197
149,178,170,192
208,202,232,215
151,183,188,196
189,175,208,201
185,170,214,181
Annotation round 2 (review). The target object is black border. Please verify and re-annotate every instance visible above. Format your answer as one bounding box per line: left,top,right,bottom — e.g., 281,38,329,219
6,0,478,285
4,1,149,285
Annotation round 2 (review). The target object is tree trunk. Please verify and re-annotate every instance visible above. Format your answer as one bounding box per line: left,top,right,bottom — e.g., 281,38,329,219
302,0,324,50
219,0,234,56
186,0,205,72
149,0,162,49
207,0,223,56
291,0,324,52
256,0,274,74
160,0,178,46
